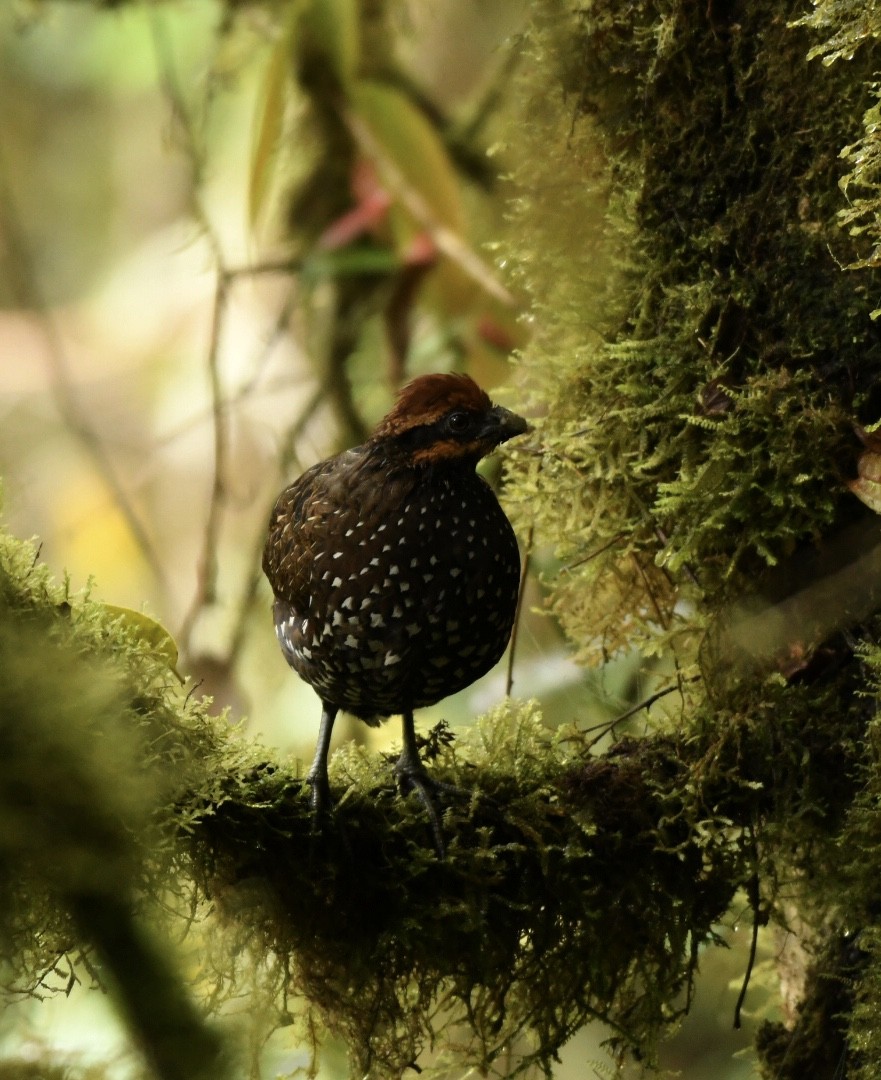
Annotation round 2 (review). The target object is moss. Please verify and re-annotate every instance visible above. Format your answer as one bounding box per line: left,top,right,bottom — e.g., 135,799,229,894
0,519,744,1076
181,638,878,1077
499,2,881,1072
505,0,881,658
11,0,881,1074
179,4,881,1073
189,707,746,1076
1,510,879,1076
0,527,229,1080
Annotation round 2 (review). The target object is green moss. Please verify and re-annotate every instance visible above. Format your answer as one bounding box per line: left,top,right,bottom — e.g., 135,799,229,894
189,705,747,1076
848,928,881,1080
505,0,881,659
0,527,229,1080
0,520,744,1075
1,514,878,1076
796,4,881,289
183,636,880,1077
12,0,881,1073
498,1,881,1072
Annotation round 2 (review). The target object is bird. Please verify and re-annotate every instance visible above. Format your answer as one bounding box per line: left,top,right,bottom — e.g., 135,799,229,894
262,372,527,847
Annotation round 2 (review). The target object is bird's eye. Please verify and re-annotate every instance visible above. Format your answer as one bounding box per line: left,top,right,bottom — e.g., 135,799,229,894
446,411,472,434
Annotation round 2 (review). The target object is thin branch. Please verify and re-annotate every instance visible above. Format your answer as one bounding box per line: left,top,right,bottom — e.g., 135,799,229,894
579,675,701,746
149,12,234,659
46,354,169,592
177,269,230,659
148,10,219,260
342,106,515,308
506,523,534,697
563,533,626,572
0,148,168,593
734,828,761,1030
225,258,304,280
227,383,328,666
631,551,669,630
202,271,231,603
232,290,299,406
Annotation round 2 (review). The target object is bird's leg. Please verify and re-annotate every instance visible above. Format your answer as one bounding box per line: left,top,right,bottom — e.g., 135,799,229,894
395,709,465,857
394,708,427,784
306,703,338,816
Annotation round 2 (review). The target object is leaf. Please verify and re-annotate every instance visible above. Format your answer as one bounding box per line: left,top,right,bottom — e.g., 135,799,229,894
249,28,294,227
849,475,881,515
103,605,184,683
348,80,513,307
301,245,402,282
350,79,465,239
300,0,359,90
849,426,881,515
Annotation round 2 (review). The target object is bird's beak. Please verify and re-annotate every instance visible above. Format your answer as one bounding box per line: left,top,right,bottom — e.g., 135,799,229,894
483,405,529,444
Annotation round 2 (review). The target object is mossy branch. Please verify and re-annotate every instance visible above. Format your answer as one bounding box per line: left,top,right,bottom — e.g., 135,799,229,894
5,509,876,1076
184,647,877,1077
0,526,230,1080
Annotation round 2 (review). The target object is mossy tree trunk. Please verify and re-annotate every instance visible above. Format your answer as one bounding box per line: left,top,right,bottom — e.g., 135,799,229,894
504,2,881,1078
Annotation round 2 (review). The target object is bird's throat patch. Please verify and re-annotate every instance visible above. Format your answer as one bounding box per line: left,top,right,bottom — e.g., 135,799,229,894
409,438,485,465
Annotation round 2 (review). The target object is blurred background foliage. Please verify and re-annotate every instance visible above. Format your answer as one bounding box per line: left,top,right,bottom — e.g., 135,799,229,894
5,0,881,1077
0,0,595,753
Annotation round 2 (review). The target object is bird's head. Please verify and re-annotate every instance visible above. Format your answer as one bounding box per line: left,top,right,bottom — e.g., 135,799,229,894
371,373,528,467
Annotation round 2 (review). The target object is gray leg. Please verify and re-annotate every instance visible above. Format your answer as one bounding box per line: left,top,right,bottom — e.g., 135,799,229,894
395,709,446,857
306,703,337,814
396,708,423,777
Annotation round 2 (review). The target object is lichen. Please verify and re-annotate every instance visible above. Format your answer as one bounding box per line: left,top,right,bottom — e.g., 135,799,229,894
0,525,231,1078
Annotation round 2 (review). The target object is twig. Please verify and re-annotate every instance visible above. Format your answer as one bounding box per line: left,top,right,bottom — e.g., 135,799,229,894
150,12,233,659
184,678,205,709
734,827,761,1030
148,10,216,253
224,258,304,280
563,533,626,571
580,675,700,745
227,383,329,665
0,149,168,593
152,284,303,455
177,269,230,659
506,523,534,697
233,290,299,406
631,550,669,630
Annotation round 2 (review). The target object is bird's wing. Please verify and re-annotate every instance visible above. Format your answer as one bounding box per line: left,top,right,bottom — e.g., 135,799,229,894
262,449,376,612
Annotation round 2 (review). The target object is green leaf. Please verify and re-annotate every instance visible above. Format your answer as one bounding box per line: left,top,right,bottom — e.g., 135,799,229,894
102,605,184,683
350,79,465,238
249,27,295,227
301,0,359,90
301,245,402,282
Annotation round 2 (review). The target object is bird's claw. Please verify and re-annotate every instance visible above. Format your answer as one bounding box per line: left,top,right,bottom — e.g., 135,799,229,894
397,770,447,858
394,762,476,859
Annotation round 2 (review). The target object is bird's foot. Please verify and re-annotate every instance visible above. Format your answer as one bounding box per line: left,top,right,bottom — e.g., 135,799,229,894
396,764,447,858
394,759,474,858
